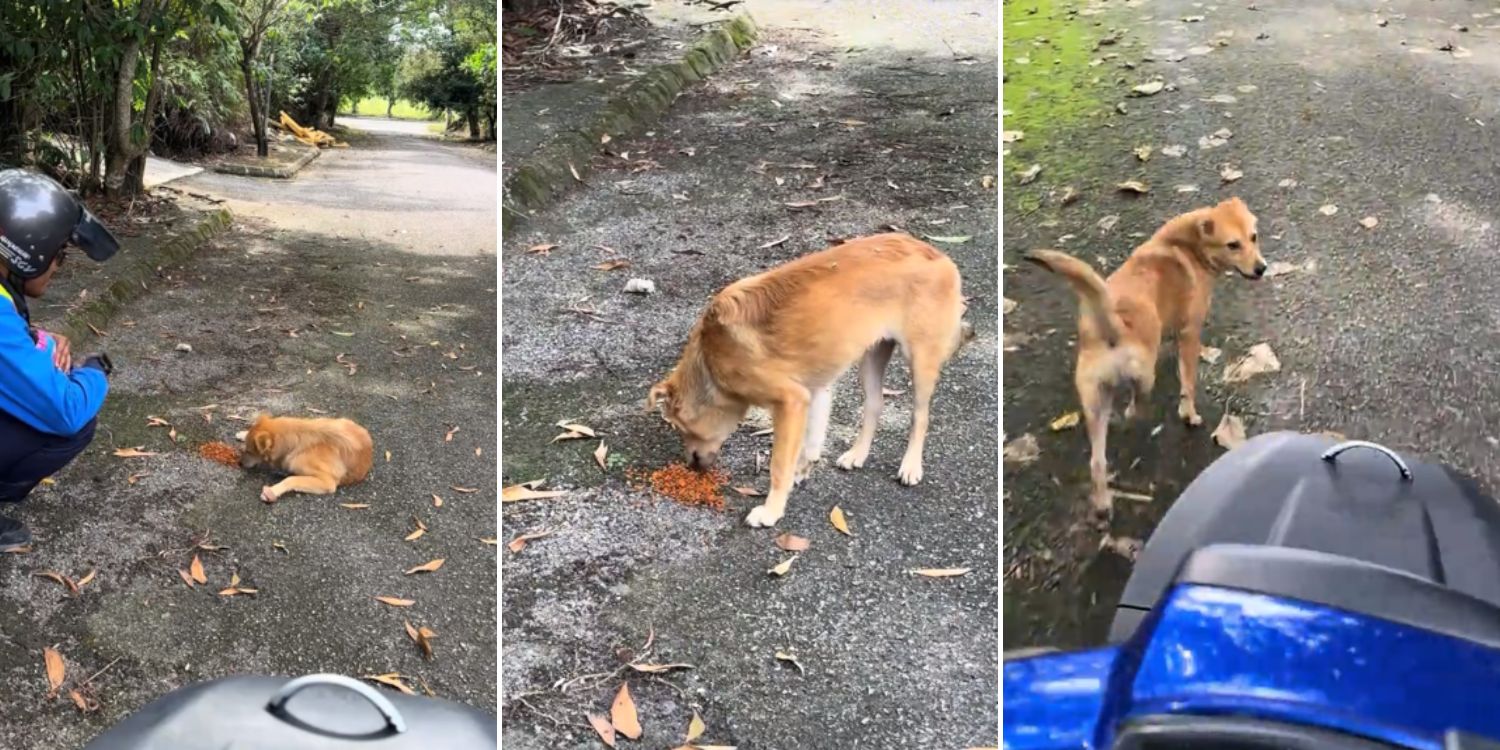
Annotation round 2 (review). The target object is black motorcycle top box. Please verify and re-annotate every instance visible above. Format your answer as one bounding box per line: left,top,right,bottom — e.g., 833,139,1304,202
82,674,496,750
1110,431,1500,642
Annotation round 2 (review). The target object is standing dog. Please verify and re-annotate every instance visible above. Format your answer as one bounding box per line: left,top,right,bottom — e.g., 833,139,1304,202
1026,197,1267,517
649,233,972,528
236,414,374,503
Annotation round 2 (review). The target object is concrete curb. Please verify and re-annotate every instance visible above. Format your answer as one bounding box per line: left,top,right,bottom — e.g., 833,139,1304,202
211,147,320,178
502,13,760,228
62,208,235,344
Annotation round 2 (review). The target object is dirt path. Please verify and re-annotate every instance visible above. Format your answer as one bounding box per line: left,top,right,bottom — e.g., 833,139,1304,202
0,131,496,746
502,4,998,749
1005,0,1500,649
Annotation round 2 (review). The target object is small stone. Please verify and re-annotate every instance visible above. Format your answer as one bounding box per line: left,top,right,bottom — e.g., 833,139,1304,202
623,278,656,295
175,343,193,353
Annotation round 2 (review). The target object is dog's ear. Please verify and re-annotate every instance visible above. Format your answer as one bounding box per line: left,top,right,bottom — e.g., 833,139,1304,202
253,432,274,456
646,381,674,413
1197,217,1216,238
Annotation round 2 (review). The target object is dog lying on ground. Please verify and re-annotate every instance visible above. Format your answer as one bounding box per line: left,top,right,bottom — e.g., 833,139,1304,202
236,414,374,503
648,233,973,528
1026,197,1267,518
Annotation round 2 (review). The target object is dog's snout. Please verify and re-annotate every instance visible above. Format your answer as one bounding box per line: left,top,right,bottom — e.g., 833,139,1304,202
688,450,718,470
1253,261,1267,278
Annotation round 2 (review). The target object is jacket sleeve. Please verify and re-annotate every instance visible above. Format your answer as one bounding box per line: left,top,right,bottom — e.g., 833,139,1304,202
0,308,105,436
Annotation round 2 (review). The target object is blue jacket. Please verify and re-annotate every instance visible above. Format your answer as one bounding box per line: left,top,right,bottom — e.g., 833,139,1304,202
0,285,105,435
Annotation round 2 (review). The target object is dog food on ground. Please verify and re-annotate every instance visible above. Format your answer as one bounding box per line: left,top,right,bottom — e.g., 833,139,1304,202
199,441,241,467
627,463,728,511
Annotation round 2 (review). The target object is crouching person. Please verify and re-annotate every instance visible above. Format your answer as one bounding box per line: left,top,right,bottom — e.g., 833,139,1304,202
0,170,120,550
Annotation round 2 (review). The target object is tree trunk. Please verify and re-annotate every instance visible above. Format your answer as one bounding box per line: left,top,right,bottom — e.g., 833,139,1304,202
240,37,270,158
386,98,394,118
120,34,166,196
466,108,479,139
103,34,144,195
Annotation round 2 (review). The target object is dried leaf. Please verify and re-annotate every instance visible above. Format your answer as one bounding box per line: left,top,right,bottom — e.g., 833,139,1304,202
923,234,972,244
829,506,851,536
404,622,435,661
404,558,445,575
1016,164,1042,184
480,537,498,545
1004,434,1041,465
524,243,557,257
450,486,479,493
1360,216,1379,229
76,569,96,588
687,711,706,742
594,259,632,271
189,555,207,584
774,533,810,552
34,570,78,596
912,567,973,578
68,689,96,713
1213,412,1248,450
611,683,642,739
1131,80,1165,96
1116,180,1149,194
375,596,416,607
1318,204,1339,216
758,235,791,249
432,494,444,507
1050,411,1080,431
339,503,370,509
594,441,609,470
404,518,427,542
364,673,416,695
1133,145,1152,161
774,651,805,674
1223,343,1282,383
177,568,195,588
43,647,64,694
507,529,556,553
444,426,459,442
768,554,798,577
589,713,618,748
733,486,763,497
113,447,159,458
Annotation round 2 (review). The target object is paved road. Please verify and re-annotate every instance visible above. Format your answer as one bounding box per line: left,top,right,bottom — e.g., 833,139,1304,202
0,126,496,746
1004,0,1500,647
502,3,999,748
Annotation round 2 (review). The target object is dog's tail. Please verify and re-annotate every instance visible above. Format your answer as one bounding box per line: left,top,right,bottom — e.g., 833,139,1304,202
1024,249,1122,346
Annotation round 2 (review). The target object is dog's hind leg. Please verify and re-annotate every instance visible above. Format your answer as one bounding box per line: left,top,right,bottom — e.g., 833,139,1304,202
797,387,832,483
261,474,339,503
838,340,896,471
897,339,946,486
1176,325,1204,426
1079,377,1114,520
746,386,810,528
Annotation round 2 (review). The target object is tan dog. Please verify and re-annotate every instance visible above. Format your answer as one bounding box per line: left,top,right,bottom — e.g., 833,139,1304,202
1026,197,1267,517
649,233,972,528
236,415,374,503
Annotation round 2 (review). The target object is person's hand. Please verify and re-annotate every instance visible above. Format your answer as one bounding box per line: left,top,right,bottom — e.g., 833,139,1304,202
76,352,112,377
50,333,71,371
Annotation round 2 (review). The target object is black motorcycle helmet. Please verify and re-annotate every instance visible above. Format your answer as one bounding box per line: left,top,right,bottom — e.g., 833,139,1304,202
0,169,119,280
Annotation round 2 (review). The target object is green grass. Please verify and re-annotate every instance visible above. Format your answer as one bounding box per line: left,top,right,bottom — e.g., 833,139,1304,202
1003,0,1109,147
339,96,436,121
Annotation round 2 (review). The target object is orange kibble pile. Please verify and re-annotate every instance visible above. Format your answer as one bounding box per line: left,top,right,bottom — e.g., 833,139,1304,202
198,441,241,467
627,463,728,511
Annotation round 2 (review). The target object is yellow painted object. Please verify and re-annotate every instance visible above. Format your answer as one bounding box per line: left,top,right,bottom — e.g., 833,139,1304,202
278,111,341,148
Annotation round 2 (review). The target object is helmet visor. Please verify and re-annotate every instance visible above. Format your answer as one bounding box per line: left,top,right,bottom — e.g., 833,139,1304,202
72,206,118,262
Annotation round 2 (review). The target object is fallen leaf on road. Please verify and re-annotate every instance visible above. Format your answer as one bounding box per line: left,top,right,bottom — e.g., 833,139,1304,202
364,673,416,695
1223,343,1282,383
375,596,415,607
611,684,642,739
630,662,694,674
733,486,763,497
829,506,851,536
775,651,805,674
1016,164,1042,184
1200,346,1223,364
189,555,207,584
1116,180,1149,194
1318,204,1339,216
569,163,583,182
912,567,972,577
113,447,159,458
405,517,427,542
1219,163,1244,183
758,235,791,249
273,541,288,554
146,416,171,427
34,570,78,596
432,494,444,507
981,175,995,189
507,529,555,553
450,486,479,493
404,559,444,575
775,533,810,552
1131,81,1165,96
594,259,632,271
177,569,195,588
444,426,459,442
687,711,707,742
589,713,618,748
768,555,798,577
403,620,436,660
339,503,370,510
594,441,609,470
526,244,557,256
1004,434,1041,465
43,647,64,695
69,689,97,713
924,234,972,244
1133,145,1152,161
1213,412,1247,449
1050,411,1080,431
1361,216,1379,229
1003,297,1017,314
481,537,498,545
1112,487,1154,503
502,483,566,503
76,569,96,588
1002,131,1024,143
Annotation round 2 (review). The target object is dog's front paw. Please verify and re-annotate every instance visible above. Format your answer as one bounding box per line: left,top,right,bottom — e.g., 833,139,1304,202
744,504,783,528
260,485,281,504
897,458,924,486
1178,400,1203,427
794,457,816,484
836,448,867,471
